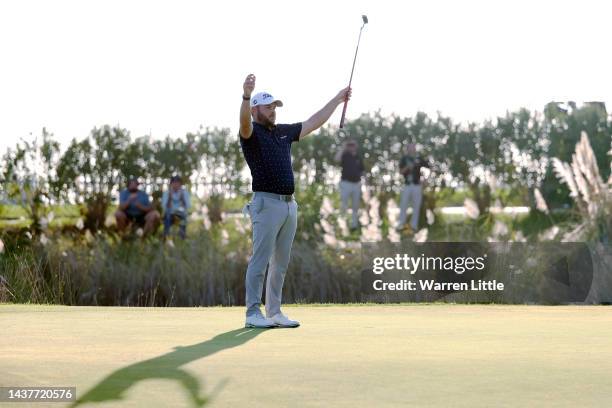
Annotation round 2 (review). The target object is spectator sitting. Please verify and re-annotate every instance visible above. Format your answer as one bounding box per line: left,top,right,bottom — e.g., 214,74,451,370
114,178,160,237
162,176,191,239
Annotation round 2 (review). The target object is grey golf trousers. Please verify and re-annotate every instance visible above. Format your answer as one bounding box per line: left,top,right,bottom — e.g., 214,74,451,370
244,192,298,318
339,180,361,228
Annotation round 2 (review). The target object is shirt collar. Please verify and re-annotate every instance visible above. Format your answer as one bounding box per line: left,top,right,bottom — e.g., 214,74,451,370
253,121,276,132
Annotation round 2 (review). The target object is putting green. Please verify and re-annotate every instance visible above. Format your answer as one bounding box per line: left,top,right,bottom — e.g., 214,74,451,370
2,304,612,407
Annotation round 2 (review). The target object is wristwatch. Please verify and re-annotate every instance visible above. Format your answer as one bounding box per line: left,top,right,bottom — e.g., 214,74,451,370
242,95,251,101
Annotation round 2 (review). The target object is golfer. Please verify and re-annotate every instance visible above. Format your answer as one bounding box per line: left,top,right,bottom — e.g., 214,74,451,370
239,74,351,328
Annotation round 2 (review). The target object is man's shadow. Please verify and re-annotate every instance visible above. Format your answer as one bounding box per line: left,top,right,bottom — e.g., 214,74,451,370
71,328,266,407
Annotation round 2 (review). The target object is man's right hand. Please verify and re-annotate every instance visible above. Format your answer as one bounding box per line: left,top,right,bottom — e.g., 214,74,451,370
240,74,256,139
243,74,256,98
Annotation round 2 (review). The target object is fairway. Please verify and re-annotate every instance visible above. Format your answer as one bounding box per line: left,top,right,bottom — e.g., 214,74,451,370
2,305,612,407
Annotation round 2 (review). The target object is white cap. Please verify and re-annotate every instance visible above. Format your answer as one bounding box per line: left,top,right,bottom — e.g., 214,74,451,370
250,92,284,108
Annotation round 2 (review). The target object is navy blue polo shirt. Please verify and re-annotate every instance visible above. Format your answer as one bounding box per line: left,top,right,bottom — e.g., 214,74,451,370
239,121,302,195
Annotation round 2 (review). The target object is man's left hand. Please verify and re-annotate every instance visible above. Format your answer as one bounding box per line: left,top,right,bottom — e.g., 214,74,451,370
334,86,352,105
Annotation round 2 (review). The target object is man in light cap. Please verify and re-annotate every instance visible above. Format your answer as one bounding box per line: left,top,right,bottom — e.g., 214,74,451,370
239,73,351,328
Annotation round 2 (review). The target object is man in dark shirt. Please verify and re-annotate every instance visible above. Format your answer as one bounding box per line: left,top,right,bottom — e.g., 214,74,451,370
397,143,429,232
239,73,351,328
335,139,364,229
115,178,160,237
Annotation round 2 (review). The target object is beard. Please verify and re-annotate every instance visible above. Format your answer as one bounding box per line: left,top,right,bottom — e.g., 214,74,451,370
255,109,276,128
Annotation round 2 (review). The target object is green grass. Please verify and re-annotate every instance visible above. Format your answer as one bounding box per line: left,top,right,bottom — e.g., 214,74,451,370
2,304,612,407
0,204,81,219
0,204,82,229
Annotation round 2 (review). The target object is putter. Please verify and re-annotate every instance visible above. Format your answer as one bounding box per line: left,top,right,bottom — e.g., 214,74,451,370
339,15,368,129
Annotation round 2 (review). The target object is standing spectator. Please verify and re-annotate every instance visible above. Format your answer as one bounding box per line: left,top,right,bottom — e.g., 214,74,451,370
162,176,191,239
397,144,429,232
335,139,364,230
115,178,160,237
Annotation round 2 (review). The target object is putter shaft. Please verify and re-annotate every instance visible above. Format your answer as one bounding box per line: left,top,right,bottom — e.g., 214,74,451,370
340,19,367,129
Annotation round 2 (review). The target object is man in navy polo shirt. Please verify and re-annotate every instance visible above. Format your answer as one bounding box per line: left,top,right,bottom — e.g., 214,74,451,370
239,73,351,328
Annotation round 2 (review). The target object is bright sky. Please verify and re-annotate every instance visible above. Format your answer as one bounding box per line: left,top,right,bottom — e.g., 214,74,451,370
1,0,611,152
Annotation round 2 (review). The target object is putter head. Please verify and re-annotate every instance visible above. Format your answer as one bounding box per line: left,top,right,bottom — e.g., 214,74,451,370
362,15,368,25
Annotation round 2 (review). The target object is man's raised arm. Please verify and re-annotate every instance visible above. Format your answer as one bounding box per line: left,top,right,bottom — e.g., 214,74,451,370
239,74,256,139
300,87,352,139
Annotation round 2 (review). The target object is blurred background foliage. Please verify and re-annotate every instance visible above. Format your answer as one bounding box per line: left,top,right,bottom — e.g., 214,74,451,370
0,102,610,305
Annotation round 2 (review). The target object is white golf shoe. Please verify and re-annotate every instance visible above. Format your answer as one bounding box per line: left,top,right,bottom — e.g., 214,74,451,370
245,314,276,328
269,312,300,328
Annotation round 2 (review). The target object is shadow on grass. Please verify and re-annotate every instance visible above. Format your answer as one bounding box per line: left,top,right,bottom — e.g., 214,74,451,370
71,328,266,407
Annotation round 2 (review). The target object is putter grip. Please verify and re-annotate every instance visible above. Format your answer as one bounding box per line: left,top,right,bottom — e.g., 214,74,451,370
339,99,349,129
